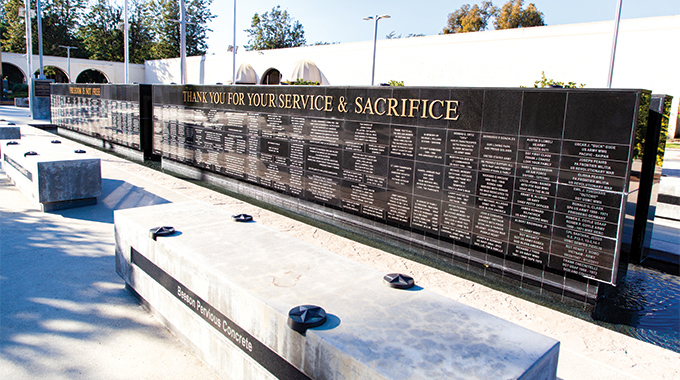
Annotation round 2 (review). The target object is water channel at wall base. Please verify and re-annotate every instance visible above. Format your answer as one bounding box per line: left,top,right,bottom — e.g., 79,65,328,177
593,264,680,353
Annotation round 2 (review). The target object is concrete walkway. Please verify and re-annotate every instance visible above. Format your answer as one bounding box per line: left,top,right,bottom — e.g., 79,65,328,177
1,107,678,379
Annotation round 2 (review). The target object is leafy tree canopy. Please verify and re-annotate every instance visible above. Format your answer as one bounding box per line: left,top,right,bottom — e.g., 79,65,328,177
245,5,305,51
494,0,545,30
443,1,496,34
443,0,545,34
78,0,123,61
0,0,213,63
146,0,214,59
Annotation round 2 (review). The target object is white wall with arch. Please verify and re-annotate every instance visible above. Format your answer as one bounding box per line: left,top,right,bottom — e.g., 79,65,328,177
1,52,145,84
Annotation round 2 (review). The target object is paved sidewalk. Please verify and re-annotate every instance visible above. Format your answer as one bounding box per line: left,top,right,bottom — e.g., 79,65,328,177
1,108,679,379
1,113,219,379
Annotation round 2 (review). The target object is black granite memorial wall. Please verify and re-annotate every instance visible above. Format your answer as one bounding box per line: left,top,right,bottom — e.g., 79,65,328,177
50,84,154,159
152,85,653,303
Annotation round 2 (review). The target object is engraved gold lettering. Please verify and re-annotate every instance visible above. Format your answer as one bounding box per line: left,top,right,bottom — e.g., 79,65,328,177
301,94,311,110
363,98,374,114
374,97,386,116
324,96,333,111
445,100,460,120
354,97,364,113
420,99,429,118
314,95,325,111
387,98,399,116
408,99,421,118
292,94,301,109
429,99,444,120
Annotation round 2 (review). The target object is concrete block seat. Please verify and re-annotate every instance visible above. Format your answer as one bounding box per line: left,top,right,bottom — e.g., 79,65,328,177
115,201,560,380
1,138,102,211
0,121,20,140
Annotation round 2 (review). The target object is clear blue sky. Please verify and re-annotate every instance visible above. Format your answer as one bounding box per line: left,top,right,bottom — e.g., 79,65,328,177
204,0,679,54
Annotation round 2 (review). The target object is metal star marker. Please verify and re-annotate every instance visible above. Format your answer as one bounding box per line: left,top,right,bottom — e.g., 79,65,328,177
288,305,327,334
149,226,176,240
231,213,253,222
383,273,415,289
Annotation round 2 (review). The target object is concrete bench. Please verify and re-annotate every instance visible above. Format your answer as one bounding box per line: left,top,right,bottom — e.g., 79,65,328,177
0,122,20,140
115,201,559,380
2,139,102,211
0,122,21,157
14,97,29,107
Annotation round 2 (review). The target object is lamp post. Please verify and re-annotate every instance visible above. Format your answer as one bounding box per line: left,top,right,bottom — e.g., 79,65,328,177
20,1,35,117
36,0,44,79
124,0,129,83
363,14,390,86
607,0,623,88
232,0,236,85
59,45,78,83
116,0,130,83
170,0,190,84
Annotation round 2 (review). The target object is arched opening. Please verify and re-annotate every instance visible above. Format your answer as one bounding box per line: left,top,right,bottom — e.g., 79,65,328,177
76,69,109,84
260,68,281,85
34,66,69,83
2,62,27,99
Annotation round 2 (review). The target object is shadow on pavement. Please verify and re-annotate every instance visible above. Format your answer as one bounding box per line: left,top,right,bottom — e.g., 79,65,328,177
53,179,170,224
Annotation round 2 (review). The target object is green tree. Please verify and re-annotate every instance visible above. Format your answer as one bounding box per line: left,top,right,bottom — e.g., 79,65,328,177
244,5,305,51
443,2,496,34
1,0,29,53
78,0,123,61
42,0,88,58
494,0,544,30
184,0,213,56
127,0,154,63
146,0,215,59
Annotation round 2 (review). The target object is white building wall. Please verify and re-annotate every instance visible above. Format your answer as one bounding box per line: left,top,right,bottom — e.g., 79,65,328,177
1,52,145,84
144,16,680,135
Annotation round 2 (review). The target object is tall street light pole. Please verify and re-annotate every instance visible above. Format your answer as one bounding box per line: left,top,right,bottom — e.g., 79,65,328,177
363,14,390,86
37,0,44,79
179,0,186,84
124,0,129,83
232,0,236,85
59,45,77,83
21,0,34,117
607,0,623,88
170,0,190,84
